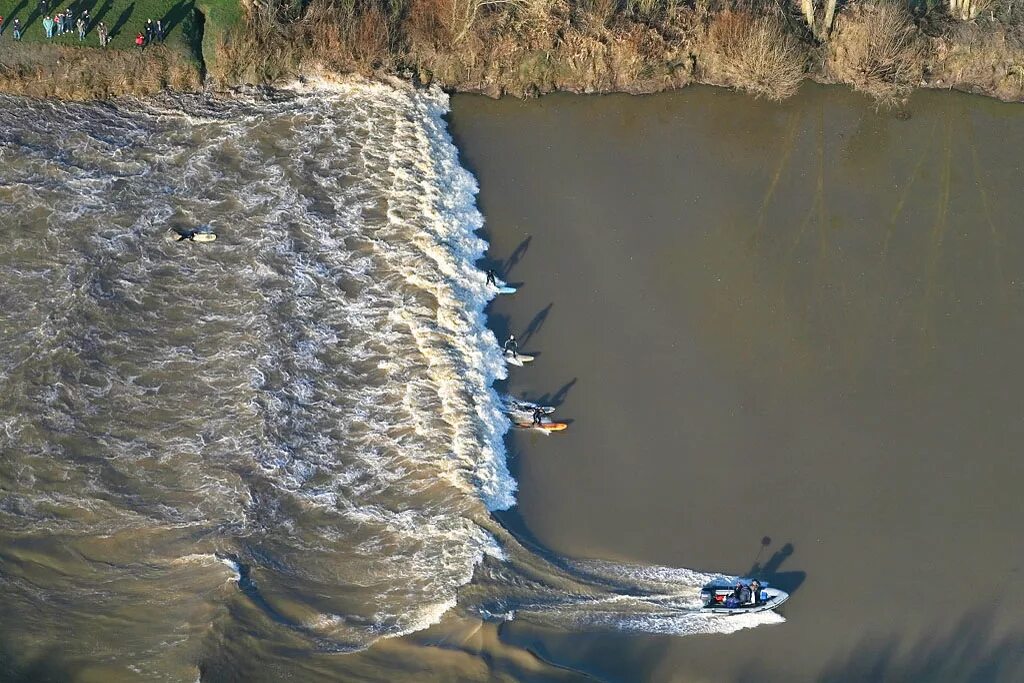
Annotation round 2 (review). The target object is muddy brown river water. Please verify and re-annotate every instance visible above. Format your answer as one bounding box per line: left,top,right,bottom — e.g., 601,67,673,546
450,83,1024,682
1,80,1023,682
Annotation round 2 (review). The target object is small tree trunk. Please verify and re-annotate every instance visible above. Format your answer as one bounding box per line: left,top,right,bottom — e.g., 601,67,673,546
822,0,836,37
801,0,816,36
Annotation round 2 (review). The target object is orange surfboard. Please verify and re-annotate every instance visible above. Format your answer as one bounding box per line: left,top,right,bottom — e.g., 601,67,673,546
513,421,568,432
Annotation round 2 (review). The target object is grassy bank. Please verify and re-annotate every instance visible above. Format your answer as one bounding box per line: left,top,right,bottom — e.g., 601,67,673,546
0,0,241,96
3,0,1024,103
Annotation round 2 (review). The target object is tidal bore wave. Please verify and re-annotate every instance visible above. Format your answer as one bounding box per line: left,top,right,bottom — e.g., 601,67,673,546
0,80,780,678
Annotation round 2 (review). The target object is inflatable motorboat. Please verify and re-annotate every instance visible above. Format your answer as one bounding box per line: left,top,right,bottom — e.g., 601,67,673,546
700,579,789,615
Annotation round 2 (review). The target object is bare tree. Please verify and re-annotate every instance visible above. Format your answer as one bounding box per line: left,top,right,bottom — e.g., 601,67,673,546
798,0,838,40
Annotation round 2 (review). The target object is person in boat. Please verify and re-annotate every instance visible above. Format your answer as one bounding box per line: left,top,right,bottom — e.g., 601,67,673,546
486,269,498,286
503,334,518,359
750,580,761,605
531,406,546,426
730,582,751,606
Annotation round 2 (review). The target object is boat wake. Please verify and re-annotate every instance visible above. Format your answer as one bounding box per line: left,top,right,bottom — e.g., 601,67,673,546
0,79,783,674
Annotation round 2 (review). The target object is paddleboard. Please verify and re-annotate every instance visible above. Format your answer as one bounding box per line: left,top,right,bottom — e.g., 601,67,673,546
504,352,534,366
513,421,568,432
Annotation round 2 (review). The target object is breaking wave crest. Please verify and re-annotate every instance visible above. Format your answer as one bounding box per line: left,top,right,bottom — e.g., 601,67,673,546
0,79,781,675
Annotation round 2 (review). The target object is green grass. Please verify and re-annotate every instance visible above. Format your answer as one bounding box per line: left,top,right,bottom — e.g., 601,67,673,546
0,0,241,56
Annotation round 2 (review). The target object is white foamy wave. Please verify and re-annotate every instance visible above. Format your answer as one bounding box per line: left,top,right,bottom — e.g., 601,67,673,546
0,82,787,667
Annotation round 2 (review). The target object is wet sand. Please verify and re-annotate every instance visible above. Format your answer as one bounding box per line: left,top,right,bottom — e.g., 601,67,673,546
449,84,1024,681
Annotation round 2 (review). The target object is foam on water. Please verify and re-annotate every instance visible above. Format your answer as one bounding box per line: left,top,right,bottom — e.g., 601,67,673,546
0,81,783,672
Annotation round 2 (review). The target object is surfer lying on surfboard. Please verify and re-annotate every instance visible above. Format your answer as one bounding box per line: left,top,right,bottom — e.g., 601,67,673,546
175,228,217,242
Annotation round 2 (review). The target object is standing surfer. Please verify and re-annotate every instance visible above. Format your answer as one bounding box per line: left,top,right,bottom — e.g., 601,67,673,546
486,269,498,286
503,334,518,359
531,406,546,426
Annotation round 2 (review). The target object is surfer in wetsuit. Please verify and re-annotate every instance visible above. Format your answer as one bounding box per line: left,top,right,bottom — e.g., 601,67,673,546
176,229,199,242
503,334,518,359
532,406,546,426
486,269,498,286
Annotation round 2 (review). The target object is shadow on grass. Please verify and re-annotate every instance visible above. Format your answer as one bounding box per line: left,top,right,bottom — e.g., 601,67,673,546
86,0,112,32
6,0,31,28
160,0,192,35
108,0,132,39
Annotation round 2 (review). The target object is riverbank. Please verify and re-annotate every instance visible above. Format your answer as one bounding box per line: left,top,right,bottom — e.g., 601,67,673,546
2,0,1024,104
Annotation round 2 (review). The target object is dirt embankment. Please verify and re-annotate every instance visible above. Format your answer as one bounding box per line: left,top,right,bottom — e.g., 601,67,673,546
212,0,1024,105
4,0,1024,104
0,43,201,99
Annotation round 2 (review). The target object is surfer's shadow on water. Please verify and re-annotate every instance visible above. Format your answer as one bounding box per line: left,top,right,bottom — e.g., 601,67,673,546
524,377,577,409
519,302,553,347
746,537,805,598
478,235,531,281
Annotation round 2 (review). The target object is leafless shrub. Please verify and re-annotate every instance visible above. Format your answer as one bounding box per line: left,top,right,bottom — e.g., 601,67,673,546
828,2,921,103
707,9,806,99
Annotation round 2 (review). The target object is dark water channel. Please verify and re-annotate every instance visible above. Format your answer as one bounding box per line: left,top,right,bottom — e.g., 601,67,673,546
450,83,1024,682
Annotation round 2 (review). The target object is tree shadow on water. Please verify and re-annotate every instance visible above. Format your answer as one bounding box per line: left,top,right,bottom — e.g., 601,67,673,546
0,639,76,683
739,609,1024,683
814,609,1024,683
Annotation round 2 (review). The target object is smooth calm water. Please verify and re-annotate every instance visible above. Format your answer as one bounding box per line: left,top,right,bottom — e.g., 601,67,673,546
0,82,774,683
450,84,1024,681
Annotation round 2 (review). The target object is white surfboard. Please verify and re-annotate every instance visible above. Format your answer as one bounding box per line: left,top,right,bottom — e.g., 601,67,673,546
168,228,217,242
496,285,517,295
504,352,534,366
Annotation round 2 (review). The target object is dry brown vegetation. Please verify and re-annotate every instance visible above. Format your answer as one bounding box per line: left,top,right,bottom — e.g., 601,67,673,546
204,0,1024,104
6,0,1024,103
706,9,806,100
0,43,201,100
826,2,921,102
